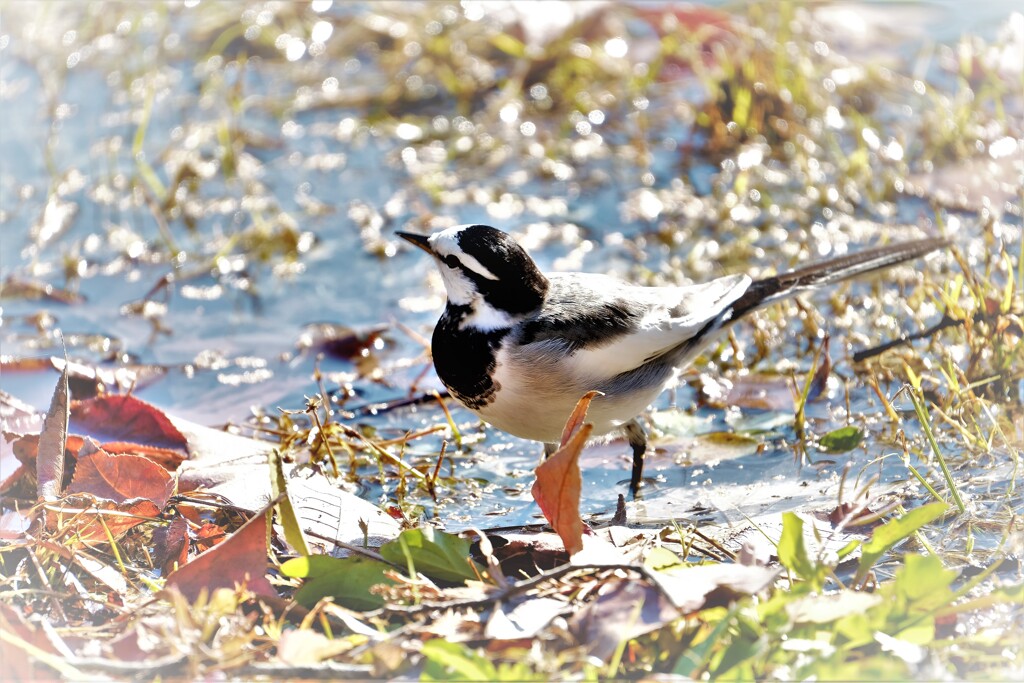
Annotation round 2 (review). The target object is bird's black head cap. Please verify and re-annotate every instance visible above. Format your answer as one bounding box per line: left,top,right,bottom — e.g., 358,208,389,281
454,225,549,315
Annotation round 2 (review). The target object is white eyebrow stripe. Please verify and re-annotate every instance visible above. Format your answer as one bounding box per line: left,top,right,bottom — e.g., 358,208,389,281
455,252,499,280
429,227,500,281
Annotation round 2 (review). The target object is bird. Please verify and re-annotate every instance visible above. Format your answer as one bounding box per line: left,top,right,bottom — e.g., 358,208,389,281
398,225,949,496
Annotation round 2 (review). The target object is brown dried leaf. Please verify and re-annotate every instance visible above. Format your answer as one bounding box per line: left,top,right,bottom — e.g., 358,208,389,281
152,515,190,575
67,447,174,508
47,495,162,545
570,578,680,660
558,390,602,447
296,322,389,361
649,563,779,612
37,360,70,502
532,392,600,557
0,603,65,681
164,508,275,601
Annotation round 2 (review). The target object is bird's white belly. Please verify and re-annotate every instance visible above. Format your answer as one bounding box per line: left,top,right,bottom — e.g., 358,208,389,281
470,347,671,444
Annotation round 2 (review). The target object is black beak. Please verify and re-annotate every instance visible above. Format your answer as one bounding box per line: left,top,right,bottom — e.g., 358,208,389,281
397,231,433,254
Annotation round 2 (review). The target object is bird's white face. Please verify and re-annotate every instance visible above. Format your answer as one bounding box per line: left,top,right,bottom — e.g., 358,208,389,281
399,224,548,330
425,227,501,313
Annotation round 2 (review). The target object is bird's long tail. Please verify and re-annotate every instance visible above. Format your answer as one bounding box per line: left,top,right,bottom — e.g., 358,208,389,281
728,237,951,320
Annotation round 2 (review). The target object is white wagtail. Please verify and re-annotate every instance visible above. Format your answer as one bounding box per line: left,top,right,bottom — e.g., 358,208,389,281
398,225,949,496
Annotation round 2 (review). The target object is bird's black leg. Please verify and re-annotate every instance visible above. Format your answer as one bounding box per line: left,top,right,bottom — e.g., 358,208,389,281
623,418,647,497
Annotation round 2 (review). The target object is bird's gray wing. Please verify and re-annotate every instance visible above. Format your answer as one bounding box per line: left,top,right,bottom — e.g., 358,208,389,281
516,272,751,381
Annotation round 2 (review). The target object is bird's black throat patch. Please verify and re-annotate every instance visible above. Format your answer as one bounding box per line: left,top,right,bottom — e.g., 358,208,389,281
432,304,509,410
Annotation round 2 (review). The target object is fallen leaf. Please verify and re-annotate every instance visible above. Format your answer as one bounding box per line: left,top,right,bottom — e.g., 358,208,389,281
649,563,779,612
530,392,600,557
481,532,573,575
152,516,190,575
532,421,591,557
0,602,69,681
69,394,188,454
277,628,354,666
46,495,162,545
485,596,567,640
0,509,33,540
296,322,389,361
282,554,394,611
570,578,681,660
818,426,864,454
718,374,793,411
164,507,275,601
1,432,28,494
37,360,70,501
379,527,481,583
269,448,310,556
67,446,174,508
93,441,185,470
558,390,602,447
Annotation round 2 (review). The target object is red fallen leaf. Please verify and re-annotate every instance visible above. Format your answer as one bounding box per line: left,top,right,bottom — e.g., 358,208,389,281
531,392,601,557
630,4,736,77
164,508,275,601
0,603,63,681
827,502,880,528
153,516,189,575
45,495,162,545
67,446,174,509
11,433,85,465
94,441,185,470
558,390,602,448
632,4,733,37
12,432,184,473
194,522,227,551
37,361,70,502
297,322,390,361
8,433,83,496
69,394,188,454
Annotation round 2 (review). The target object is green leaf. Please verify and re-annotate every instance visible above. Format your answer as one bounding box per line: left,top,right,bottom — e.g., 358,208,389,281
380,528,480,583
777,513,819,588
818,426,864,453
281,555,392,611
855,503,948,582
673,606,737,677
421,640,497,681
269,448,310,556
644,546,684,571
891,553,957,607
